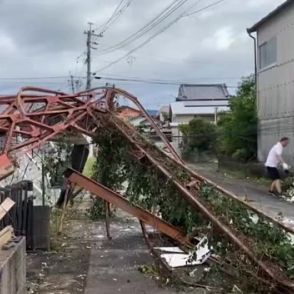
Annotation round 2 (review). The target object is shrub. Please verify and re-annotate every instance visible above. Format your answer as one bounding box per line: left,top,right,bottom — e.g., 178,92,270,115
179,118,217,157
217,75,257,162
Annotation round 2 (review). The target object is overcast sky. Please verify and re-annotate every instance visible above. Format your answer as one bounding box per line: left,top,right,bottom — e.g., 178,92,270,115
0,0,285,109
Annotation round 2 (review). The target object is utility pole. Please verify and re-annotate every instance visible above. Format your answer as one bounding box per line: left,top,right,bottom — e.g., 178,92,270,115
84,22,101,90
68,73,83,94
69,74,75,93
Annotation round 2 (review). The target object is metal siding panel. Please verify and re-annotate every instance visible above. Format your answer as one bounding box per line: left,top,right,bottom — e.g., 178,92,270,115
257,5,294,163
259,117,294,165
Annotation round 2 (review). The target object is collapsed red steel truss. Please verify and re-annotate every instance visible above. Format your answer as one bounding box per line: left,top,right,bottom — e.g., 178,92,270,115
0,86,180,179
0,87,293,290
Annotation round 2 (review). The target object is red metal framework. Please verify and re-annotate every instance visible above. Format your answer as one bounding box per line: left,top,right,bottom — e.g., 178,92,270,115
0,86,179,179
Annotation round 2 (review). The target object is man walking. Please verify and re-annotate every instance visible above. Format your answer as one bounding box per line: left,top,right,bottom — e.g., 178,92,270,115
265,137,289,196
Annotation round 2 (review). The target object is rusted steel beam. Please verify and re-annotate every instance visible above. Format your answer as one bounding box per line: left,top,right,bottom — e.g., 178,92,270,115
64,168,191,247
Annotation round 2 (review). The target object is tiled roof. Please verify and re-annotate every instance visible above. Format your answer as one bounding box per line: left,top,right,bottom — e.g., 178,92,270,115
159,105,169,113
177,84,229,101
117,106,141,120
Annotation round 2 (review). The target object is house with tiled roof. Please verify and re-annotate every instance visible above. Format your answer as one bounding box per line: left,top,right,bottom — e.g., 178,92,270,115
170,84,230,148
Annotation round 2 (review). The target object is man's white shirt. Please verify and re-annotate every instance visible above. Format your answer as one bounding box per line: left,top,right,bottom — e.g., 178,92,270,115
265,142,283,168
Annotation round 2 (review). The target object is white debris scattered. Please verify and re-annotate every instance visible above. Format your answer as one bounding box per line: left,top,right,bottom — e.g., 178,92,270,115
94,234,105,239
160,254,192,268
204,267,210,272
232,285,243,293
248,213,259,224
282,195,294,203
287,233,294,245
160,237,211,268
281,218,294,229
189,268,198,277
153,247,184,253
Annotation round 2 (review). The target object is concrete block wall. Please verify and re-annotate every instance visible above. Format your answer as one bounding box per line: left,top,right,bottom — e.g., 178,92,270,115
0,238,26,294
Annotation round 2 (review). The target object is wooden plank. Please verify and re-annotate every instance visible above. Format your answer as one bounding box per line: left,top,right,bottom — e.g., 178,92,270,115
0,226,13,248
0,197,15,221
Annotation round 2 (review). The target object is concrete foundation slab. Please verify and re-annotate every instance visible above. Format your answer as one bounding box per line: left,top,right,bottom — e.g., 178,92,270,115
0,237,26,294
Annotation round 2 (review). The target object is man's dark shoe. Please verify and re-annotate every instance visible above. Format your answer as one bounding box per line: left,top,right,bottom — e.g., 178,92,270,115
268,190,281,197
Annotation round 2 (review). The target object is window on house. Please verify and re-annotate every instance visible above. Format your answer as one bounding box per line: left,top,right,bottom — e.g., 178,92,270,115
259,37,277,69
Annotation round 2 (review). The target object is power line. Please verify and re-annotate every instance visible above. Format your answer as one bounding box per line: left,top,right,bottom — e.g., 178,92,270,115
95,0,133,34
97,74,245,80
94,0,227,73
95,75,239,88
0,74,246,83
98,0,191,55
0,76,71,80
0,81,69,85
96,0,125,32
95,3,196,72
185,0,226,16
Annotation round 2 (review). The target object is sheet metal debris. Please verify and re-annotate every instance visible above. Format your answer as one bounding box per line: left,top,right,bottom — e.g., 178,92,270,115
153,247,184,253
159,237,211,268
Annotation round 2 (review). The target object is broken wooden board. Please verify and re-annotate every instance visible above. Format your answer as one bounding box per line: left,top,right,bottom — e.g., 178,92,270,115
0,197,15,221
0,226,14,248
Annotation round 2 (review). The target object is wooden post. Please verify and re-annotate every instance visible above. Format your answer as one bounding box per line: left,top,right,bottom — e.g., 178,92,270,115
105,201,112,240
58,184,70,234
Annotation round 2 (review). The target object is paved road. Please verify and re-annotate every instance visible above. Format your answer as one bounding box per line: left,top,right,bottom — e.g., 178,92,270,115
85,215,205,294
189,163,294,232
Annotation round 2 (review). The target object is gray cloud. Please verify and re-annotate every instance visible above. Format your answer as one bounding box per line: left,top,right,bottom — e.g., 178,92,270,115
0,0,285,107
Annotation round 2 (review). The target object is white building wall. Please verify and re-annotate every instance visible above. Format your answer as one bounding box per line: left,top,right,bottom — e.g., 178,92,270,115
172,114,214,124
256,3,294,164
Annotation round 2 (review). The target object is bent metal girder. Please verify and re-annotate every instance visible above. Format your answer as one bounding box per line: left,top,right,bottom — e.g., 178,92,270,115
64,168,191,247
0,86,293,290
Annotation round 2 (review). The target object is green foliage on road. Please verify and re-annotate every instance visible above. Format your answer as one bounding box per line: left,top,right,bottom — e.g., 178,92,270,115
200,186,294,278
179,118,217,157
218,75,257,161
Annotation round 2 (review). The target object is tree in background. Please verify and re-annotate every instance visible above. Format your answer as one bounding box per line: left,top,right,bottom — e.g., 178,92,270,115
179,118,217,158
217,75,257,161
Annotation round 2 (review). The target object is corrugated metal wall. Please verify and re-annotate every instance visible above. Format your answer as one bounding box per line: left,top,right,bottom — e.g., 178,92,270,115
257,3,294,164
